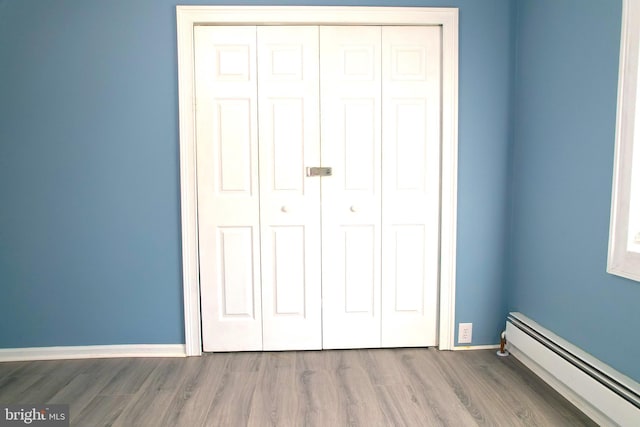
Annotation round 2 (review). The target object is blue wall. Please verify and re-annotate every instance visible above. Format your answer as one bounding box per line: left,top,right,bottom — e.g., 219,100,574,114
509,0,640,381
0,0,186,346
0,0,513,348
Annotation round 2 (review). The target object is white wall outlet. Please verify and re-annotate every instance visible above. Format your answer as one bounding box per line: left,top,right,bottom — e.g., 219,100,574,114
458,323,473,344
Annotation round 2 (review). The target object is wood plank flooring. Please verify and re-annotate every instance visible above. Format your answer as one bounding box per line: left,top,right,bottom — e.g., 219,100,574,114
0,348,596,426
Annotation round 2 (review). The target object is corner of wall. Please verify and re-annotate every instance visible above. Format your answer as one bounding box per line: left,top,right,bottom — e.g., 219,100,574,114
504,0,522,313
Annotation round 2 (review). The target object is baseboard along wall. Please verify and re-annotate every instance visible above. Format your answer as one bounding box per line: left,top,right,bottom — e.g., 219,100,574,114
453,344,500,351
0,344,186,362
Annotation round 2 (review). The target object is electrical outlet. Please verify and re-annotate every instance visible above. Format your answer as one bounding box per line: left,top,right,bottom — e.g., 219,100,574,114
458,323,473,344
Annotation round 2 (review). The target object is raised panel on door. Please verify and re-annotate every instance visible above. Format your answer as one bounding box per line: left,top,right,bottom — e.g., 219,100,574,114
257,26,322,350
195,26,263,351
381,26,441,347
320,26,382,349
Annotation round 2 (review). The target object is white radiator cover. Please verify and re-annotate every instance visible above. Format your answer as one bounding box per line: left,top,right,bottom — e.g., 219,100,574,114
506,312,640,427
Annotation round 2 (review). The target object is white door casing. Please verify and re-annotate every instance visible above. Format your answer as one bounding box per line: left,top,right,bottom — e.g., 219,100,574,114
177,7,459,356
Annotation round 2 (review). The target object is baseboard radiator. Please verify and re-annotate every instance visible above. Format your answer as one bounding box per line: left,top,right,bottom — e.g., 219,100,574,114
506,312,640,427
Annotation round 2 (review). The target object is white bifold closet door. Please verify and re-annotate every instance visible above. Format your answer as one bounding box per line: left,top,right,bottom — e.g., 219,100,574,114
195,26,322,352
195,25,440,352
195,26,262,352
321,26,441,349
320,26,383,349
256,27,323,351
380,26,441,347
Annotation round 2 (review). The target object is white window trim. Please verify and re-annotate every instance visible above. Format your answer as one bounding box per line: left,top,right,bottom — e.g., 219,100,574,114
609,0,640,282
176,6,459,356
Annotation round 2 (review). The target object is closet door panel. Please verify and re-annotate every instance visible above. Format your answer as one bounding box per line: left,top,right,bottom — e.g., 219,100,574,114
381,26,441,347
320,26,382,349
258,26,322,351
195,26,263,351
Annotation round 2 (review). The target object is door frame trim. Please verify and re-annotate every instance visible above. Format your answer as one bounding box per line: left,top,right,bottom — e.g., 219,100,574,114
176,6,459,356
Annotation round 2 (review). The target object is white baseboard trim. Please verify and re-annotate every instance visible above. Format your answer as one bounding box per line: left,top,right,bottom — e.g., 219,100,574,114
506,312,640,427
453,344,500,351
0,344,187,362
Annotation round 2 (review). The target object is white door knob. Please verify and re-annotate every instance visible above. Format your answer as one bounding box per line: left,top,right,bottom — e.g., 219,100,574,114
281,206,289,213
350,205,358,212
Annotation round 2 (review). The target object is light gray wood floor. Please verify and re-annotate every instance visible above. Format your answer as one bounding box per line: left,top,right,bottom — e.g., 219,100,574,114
0,348,596,426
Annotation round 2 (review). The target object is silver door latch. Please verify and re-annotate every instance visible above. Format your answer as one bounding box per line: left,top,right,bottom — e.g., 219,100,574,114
306,167,332,177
